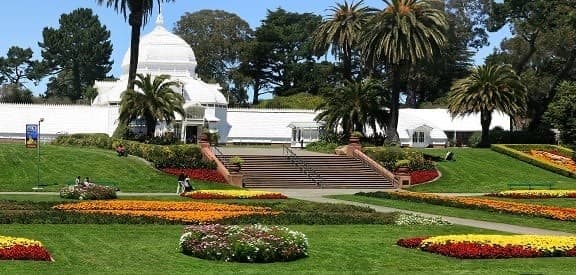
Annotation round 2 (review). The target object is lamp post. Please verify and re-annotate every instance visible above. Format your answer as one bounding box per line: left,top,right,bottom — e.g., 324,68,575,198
33,118,44,190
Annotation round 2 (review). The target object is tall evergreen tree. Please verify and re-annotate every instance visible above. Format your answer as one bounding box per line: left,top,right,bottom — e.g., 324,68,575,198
39,8,113,101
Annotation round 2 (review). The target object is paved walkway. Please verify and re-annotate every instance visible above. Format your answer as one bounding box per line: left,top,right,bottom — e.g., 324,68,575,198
1,189,573,236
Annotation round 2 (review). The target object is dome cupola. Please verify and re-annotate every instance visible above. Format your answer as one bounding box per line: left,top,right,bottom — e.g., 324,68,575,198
121,14,197,77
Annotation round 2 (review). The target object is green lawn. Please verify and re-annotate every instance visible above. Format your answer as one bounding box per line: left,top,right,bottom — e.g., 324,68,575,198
330,194,576,234
410,148,576,192
3,224,576,274
0,143,237,192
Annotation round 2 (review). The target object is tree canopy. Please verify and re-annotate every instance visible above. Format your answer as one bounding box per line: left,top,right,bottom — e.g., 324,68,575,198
39,8,113,102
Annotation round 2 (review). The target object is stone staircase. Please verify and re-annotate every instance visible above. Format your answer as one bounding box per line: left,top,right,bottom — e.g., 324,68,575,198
217,154,395,189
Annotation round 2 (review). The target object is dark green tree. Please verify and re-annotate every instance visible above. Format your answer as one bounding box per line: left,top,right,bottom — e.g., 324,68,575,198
39,8,113,102
487,0,576,131
316,79,389,136
118,74,184,137
0,46,45,87
448,64,527,147
544,81,576,145
361,0,448,143
173,10,253,84
253,9,323,98
0,84,33,103
96,0,175,90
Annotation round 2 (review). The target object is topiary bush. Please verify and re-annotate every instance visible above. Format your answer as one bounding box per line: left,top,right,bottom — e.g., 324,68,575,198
59,185,117,200
179,224,308,262
363,147,435,172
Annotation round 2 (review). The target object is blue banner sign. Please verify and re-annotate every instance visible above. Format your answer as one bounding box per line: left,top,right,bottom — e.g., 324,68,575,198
26,124,38,148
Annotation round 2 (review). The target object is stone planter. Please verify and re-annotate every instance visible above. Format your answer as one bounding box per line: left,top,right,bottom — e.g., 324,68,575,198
229,164,241,173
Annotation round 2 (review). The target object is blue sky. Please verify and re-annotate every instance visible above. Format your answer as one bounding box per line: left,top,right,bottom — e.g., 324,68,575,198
0,0,509,95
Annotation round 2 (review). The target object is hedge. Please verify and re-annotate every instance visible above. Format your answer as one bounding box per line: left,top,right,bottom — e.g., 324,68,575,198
52,134,209,168
491,144,576,178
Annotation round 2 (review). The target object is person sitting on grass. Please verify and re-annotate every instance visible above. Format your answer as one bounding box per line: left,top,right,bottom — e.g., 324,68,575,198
115,144,127,157
183,176,193,192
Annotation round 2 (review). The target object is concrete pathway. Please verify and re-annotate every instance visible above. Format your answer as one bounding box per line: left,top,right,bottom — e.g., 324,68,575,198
1,189,573,236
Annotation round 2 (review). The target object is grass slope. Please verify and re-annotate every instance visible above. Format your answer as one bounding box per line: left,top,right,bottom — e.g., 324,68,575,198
4,224,576,274
0,143,235,192
411,148,576,192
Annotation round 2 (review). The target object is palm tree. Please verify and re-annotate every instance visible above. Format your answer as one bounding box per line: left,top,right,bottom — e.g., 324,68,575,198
312,0,374,80
315,79,389,137
96,0,175,91
118,73,185,137
448,64,527,147
361,0,448,143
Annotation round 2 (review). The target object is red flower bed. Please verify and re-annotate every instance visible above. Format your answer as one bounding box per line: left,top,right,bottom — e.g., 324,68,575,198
425,243,540,259
162,168,227,183
410,170,438,184
396,237,427,248
0,245,52,261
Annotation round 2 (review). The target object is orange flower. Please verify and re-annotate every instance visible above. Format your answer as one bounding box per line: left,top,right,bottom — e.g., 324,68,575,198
53,200,279,223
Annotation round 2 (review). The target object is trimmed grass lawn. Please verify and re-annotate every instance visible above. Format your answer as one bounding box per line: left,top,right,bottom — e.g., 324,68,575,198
330,194,576,234
4,224,576,274
0,143,237,192
411,148,576,192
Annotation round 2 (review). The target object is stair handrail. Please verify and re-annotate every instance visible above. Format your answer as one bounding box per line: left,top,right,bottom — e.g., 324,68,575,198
212,146,223,156
352,149,400,188
282,144,324,187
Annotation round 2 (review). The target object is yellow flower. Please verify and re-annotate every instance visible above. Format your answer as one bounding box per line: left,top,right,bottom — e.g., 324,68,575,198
422,234,576,252
0,236,43,249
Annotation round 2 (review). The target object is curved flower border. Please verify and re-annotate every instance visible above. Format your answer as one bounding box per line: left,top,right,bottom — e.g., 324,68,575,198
397,234,576,259
0,236,52,261
53,200,280,223
487,190,576,199
180,190,288,199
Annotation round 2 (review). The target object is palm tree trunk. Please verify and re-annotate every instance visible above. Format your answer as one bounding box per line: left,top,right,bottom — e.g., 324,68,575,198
146,117,156,138
127,10,143,91
480,109,492,148
386,67,401,144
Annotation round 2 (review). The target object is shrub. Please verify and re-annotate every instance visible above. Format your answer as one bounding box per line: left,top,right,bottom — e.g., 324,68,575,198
305,140,339,154
228,156,244,166
364,147,435,172
180,224,308,262
59,185,117,200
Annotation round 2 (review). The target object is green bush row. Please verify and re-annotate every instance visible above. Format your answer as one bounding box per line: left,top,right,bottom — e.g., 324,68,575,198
363,146,435,171
52,134,213,169
491,144,576,178
305,140,339,154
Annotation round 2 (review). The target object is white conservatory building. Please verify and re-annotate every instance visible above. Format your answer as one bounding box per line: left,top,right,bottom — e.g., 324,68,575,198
92,14,228,144
0,14,511,147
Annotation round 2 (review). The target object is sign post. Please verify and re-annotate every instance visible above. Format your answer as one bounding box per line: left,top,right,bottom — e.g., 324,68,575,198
29,119,44,190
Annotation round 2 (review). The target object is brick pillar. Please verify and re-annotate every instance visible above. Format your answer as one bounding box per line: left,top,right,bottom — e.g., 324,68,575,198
346,136,362,157
228,173,243,188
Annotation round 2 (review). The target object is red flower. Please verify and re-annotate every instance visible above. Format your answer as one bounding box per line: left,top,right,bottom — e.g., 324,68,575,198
0,245,52,261
409,170,439,184
161,168,227,183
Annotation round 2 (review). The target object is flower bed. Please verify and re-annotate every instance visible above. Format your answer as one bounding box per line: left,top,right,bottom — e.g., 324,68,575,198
59,184,117,200
487,190,576,199
179,224,308,262
0,236,52,261
409,170,439,184
162,168,227,183
393,213,450,225
530,150,576,172
53,200,279,223
358,191,576,221
181,190,288,199
397,234,576,259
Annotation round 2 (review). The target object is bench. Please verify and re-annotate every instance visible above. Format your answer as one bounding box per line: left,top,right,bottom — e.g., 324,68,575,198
507,182,553,190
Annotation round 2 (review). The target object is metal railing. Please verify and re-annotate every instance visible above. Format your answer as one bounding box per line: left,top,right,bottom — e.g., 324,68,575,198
282,144,324,187
212,146,223,156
